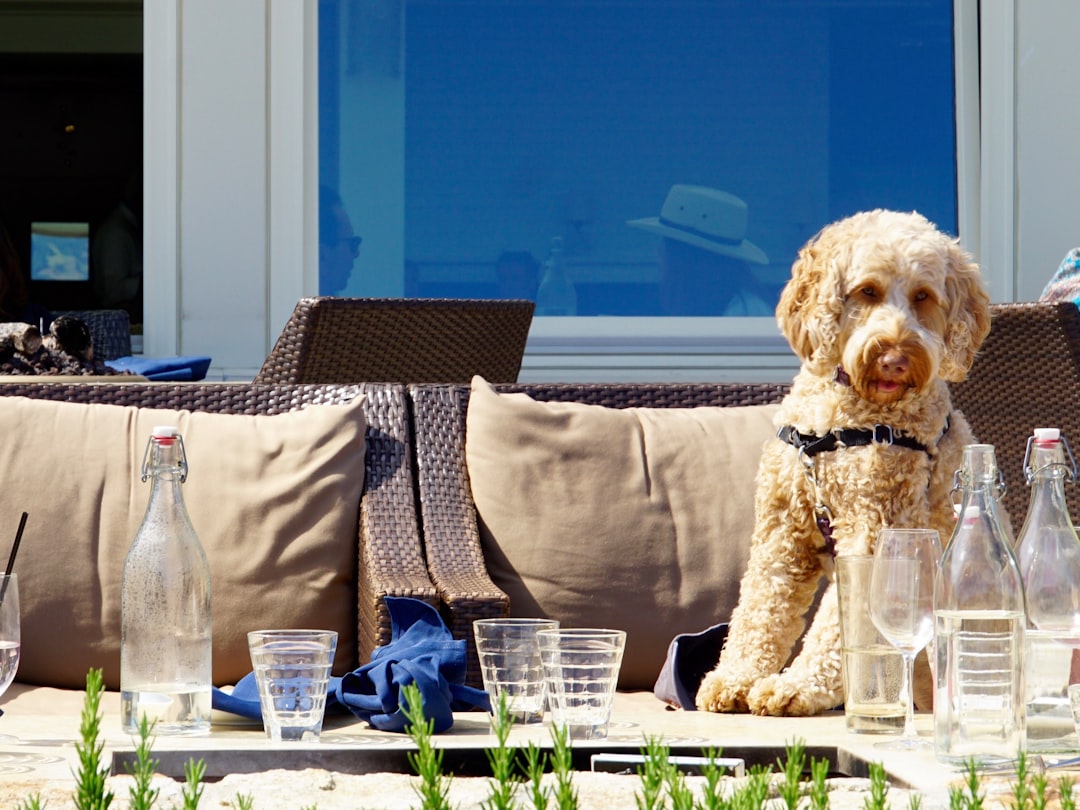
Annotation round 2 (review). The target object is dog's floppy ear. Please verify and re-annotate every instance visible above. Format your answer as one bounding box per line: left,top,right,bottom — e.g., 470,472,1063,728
938,240,991,382
777,226,845,372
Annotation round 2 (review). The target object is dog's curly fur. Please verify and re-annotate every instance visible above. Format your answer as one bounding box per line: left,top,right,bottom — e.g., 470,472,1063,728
696,209,992,716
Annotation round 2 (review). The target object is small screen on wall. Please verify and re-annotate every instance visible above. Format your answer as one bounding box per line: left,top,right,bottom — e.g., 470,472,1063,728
30,222,90,281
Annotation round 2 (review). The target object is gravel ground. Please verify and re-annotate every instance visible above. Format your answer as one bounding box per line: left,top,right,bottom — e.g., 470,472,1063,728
0,769,935,810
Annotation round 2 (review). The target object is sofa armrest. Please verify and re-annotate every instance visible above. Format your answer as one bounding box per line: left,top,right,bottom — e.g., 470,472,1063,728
356,382,441,661
409,383,510,687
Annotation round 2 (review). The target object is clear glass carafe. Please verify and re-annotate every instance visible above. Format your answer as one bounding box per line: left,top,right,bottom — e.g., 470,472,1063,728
934,444,1026,764
120,426,212,735
1015,428,1080,748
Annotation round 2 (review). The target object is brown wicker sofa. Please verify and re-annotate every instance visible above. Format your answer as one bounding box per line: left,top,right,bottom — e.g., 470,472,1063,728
1,380,435,690
4,301,1067,697
408,302,1080,690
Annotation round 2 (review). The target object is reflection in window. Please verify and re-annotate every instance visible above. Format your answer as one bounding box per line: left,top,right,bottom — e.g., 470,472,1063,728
319,0,956,316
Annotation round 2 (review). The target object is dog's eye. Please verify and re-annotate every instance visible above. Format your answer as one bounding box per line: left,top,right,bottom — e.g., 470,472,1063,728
859,286,878,299
912,290,930,303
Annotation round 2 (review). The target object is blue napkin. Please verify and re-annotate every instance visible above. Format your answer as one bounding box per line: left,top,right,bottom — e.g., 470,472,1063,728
213,596,490,733
108,355,213,382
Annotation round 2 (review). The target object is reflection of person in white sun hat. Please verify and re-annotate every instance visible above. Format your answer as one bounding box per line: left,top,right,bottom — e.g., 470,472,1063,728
628,185,774,316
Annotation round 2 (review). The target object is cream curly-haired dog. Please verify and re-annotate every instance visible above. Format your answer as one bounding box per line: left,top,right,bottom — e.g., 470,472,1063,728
696,209,991,716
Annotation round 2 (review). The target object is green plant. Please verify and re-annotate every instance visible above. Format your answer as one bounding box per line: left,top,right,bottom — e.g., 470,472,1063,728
482,691,518,810
663,760,693,810
1059,776,1077,810
402,681,453,810
549,721,578,810
73,668,114,810
231,794,255,810
948,758,985,810
636,737,669,810
807,755,831,810
14,795,45,810
696,748,730,810
862,760,889,810
1030,771,1051,810
523,741,551,810
778,738,807,810
1009,750,1037,810
182,758,207,810
125,713,160,810
740,764,773,810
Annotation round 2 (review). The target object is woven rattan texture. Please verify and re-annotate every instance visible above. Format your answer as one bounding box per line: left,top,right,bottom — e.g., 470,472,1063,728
408,381,790,687
255,297,534,385
0,381,437,669
951,301,1080,525
56,309,133,361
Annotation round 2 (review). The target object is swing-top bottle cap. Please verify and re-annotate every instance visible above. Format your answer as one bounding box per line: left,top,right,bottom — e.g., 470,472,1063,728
961,505,980,525
151,426,180,440
1034,427,1061,443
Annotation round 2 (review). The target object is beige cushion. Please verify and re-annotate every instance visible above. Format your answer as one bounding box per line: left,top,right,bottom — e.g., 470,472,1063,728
465,377,780,690
0,395,366,690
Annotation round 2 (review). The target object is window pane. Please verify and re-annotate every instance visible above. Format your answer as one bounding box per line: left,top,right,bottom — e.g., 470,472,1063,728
319,0,956,316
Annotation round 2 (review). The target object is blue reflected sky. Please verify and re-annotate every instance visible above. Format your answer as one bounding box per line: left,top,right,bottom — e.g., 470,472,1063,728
319,0,956,315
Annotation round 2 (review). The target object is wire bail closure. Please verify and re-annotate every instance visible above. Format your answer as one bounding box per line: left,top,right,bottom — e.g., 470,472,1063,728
950,467,1007,510
1023,432,1079,485
140,432,189,483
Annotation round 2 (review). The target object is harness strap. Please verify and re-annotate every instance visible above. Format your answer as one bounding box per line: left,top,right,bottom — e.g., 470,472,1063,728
776,417,950,459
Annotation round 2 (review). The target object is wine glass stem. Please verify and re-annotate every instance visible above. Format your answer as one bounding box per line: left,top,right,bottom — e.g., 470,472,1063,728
901,651,917,741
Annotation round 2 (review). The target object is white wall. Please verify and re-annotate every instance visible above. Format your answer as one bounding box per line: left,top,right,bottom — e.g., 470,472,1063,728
143,0,313,379
1015,1,1080,300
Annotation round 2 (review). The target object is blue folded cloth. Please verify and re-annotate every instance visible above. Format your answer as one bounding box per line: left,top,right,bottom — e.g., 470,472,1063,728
653,622,728,710
108,355,213,382
213,596,490,733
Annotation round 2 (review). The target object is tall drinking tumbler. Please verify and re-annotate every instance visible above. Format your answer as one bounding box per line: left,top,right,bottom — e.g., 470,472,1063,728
836,555,904,733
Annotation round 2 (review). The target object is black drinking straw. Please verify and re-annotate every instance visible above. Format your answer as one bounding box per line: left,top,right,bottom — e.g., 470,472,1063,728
0,512,28,605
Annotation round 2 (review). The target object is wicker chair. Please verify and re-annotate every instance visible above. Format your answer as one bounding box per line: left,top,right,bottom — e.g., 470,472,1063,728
408,381,791,687
255,297,535,385
0,380,437,669
950,301,1080,524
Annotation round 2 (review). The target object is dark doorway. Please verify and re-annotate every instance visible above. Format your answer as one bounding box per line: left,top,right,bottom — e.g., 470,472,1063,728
0,53,143,320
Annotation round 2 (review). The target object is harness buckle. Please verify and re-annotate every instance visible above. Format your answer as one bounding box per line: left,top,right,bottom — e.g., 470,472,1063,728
872,424,894,445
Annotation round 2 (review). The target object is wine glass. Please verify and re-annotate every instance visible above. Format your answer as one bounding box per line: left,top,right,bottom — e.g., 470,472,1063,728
0,574,20,742
868,529,942,750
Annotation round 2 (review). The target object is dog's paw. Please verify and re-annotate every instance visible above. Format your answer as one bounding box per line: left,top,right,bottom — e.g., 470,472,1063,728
747,673,835,717
695,669,752,713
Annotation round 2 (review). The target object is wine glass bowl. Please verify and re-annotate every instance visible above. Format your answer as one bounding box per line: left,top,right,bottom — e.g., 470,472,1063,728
868,529,942,750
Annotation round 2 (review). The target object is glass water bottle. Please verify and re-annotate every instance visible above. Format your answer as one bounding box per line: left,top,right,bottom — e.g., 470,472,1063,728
535,236,577,316
1015,428,1080,748
934,444,1026,764
120,426,212,735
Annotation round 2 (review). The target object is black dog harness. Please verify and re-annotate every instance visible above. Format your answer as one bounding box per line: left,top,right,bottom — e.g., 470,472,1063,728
776,418,951,556
776,421,947,460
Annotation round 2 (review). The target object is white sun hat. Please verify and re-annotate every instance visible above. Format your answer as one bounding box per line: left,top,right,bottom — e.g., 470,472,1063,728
627,184,768,265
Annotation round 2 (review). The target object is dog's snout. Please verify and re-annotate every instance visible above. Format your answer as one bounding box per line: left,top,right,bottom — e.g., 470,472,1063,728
877,348,909,376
